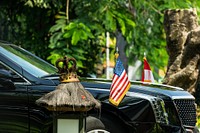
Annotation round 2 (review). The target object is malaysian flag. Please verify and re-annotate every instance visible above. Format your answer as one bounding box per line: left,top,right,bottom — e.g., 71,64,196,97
141,57,154,82
109,57,131,106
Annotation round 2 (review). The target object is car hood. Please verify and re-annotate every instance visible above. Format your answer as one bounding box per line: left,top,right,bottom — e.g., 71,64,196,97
48,77,194,101
128,83,194,101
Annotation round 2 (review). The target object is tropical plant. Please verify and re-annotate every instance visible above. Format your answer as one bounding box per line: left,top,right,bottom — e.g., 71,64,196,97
1,0,200,77
46,0,135,76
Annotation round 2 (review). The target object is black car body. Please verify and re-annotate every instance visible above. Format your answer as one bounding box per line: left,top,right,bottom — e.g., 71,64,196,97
0,41,198,133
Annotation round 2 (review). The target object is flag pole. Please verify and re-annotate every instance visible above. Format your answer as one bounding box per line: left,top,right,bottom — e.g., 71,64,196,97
144,52,146,59
106,32,110,79
115,47,119,59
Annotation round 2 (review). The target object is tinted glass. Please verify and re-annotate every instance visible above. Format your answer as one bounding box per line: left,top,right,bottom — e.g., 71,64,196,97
0,44,57,77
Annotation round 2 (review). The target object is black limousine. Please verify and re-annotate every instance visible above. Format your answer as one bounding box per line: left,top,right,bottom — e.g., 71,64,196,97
0,41,198,133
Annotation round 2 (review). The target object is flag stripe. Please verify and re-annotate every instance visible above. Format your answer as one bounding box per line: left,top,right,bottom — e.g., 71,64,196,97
112,74,129,99
110,75,119,95
113,77,129,101
109,83,130,106
110,71,126,96
114,83,131,105
110,74,118,92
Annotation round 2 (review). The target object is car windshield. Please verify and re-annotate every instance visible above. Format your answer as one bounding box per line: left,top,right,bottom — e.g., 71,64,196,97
0,44,57,77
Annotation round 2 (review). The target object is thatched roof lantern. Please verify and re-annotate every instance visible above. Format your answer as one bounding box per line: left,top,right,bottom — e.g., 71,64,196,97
36,56,101,112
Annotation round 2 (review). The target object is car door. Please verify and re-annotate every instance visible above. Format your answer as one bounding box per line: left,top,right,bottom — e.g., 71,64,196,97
0,62,29,133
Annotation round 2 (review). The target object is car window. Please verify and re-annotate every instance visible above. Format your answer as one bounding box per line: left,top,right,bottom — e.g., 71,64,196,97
0,44,57,77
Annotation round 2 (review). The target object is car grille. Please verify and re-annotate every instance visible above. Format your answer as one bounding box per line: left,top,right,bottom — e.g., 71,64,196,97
174,99,196,126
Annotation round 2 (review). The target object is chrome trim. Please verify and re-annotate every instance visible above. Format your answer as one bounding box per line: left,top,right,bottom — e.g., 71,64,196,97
130,80,183,90
86,88,110,92
14,82,31,85
171,95,195,100
87,129,110,133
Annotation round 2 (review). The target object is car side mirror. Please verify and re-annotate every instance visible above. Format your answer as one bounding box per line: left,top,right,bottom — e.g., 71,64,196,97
0,69,15,90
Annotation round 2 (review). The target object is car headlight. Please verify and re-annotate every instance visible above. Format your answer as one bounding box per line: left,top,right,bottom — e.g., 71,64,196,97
151,98,169,124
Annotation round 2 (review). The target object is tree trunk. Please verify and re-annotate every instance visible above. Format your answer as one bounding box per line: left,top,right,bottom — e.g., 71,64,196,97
116,31,128,72
163,9,200,94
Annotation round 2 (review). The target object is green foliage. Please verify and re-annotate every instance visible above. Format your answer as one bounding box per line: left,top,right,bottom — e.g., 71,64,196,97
1,0,200,77
128,0,200,80
129,0,168,70
0,1,55,60
48,12,99,76
47,0,136,76
63,21,94,45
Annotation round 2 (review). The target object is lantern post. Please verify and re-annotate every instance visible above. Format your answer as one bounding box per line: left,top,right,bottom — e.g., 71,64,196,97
36,56,101,133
